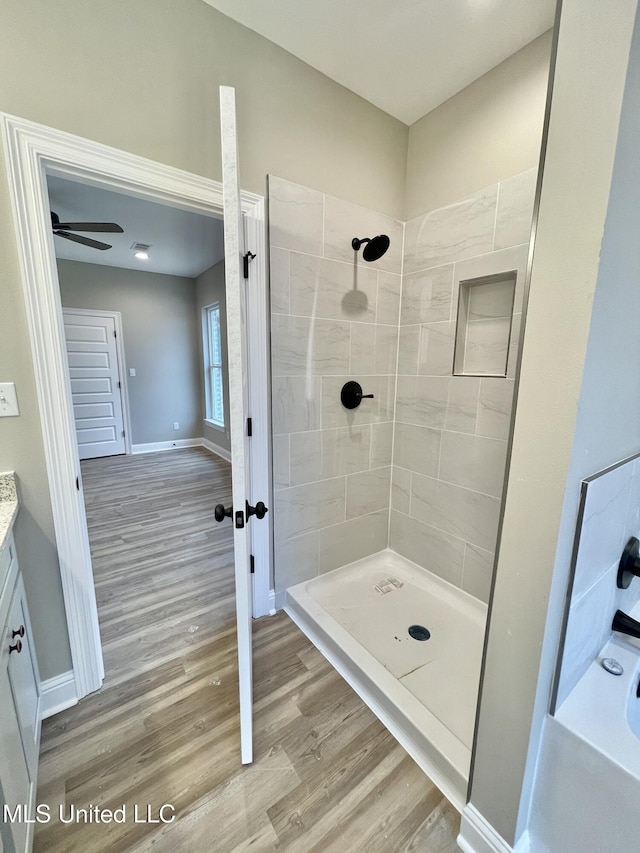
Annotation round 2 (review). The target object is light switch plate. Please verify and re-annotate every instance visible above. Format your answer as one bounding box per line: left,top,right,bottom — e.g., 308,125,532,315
0,383,20,417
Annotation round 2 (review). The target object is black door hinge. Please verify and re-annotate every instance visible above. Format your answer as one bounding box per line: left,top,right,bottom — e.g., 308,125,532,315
247,417,252,437
243,251,256,280
76,476,80,491
250,554,255,574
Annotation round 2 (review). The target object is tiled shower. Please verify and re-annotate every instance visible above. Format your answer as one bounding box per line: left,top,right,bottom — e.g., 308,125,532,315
270,170,536,604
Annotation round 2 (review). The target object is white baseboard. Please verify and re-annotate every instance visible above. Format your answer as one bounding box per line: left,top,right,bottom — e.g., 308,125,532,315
268,588,277,615
130,437,232,461
200,436,232,462
40,670,78,719
458,804,516,853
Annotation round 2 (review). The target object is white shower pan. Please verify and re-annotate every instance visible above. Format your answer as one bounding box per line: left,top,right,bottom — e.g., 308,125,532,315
284,550,487,810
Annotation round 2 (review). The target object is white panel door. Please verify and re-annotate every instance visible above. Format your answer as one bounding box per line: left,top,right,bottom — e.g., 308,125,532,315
220,85,261,765
63,309,126,459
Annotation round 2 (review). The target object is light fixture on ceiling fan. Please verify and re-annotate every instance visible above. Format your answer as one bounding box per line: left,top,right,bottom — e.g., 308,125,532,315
50,211,124,251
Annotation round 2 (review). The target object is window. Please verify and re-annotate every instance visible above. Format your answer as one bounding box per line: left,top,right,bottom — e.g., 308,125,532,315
203,302,225,428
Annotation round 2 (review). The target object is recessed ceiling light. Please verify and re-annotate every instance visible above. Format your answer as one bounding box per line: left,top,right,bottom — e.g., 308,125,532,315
131,241,151,260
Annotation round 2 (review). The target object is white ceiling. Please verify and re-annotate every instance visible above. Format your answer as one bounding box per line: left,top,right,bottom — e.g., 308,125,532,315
201,0,556,125
47,176,225,279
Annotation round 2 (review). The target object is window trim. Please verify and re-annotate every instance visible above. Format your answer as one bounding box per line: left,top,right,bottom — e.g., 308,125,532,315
202,301,225,429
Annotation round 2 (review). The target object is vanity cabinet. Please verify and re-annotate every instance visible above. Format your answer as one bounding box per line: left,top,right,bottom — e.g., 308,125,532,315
0,531,41,853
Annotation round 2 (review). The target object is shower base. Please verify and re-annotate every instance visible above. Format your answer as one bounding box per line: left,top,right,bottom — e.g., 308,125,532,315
284,549,487,811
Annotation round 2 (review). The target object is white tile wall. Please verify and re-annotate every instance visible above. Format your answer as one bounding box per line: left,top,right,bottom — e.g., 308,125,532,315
270,176,402,592
270,171,536,602
390,173,535,600
556,454,640,708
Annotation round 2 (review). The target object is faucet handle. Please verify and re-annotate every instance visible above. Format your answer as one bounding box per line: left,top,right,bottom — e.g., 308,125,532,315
617,536,640,589
612,609,640,640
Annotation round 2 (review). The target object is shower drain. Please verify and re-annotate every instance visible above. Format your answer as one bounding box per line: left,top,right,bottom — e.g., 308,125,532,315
408,624,431,641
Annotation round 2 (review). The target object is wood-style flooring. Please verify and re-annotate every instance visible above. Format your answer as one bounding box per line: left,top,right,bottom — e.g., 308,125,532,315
34,448,460,852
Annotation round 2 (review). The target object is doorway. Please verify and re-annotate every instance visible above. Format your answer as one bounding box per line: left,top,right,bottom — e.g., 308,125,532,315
2,113,272,705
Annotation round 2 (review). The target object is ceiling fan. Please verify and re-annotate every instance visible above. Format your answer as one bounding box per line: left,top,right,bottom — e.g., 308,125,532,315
50,211,124,251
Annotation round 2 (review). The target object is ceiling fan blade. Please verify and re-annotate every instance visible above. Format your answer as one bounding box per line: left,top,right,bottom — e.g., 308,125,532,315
54,230,112,251
54,221,124,233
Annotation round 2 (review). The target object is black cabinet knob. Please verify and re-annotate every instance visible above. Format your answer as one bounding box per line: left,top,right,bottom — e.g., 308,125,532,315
9,639,22,655
11,625,25,639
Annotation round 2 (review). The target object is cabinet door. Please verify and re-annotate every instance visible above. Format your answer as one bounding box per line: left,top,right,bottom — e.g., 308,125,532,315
7,574,40,779
0,624,31,853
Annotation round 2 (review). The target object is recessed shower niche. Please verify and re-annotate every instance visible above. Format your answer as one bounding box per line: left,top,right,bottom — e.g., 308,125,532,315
453,271,517,377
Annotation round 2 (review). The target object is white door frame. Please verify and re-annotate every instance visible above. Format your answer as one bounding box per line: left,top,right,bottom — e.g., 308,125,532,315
2,113,273,700
62,307,133,457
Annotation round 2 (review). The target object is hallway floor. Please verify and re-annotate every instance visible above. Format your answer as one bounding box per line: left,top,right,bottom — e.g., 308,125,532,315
34,448,459,852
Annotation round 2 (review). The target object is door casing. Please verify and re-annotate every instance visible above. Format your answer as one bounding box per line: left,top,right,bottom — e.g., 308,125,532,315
2,112,273,702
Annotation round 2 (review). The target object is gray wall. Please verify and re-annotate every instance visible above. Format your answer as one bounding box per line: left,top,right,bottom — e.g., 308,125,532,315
0,0,407,679
468,0,640,844
195,260,231,454
58,260,201,446
405,31,552,219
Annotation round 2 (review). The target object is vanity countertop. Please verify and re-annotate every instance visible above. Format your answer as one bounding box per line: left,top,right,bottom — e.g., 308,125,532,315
0,472,19,551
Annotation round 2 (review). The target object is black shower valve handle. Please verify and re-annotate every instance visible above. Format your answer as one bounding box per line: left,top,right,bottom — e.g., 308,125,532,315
340,381,374,410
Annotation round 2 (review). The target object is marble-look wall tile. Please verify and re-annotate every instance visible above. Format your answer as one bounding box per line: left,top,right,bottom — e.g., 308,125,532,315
274,531,319,591
398,325,420,375
323,194,404,275
557,561,619,708
439,431,508,498
400,265,454,325
346,467,392,518
461,317,511,376
418,322,456,376
570,460,634,601
319,510,390,574
290,252,378,324
271,314,351,377
321,374,396,428
391,467,411,514
494,168,537,251
462,544,494,603
350,323,399,376
404,185,498,273
467,279,515,321
443,377,480,434
389,510,465,587
274,477,345,542
273,434,290,490
269,247,290,315
272,376,321,434
477,378,515,439
410,474,501,553
395,376,449,429
269,176,324,255
393,422,441,478
556,454,640,708
376,272,402,326
370,421,394,468
289,426,372,486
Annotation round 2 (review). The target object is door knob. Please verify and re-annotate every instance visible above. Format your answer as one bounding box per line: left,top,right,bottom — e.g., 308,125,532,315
246,500,268,521
214,503,233,523
11,625,25,639
9,639,22,655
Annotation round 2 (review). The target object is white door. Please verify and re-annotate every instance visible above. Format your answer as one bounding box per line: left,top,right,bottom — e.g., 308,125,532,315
63,309,126,459
220,86,267,764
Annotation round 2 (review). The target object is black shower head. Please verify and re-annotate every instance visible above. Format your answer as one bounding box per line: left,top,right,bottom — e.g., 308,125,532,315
351,234,390,262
